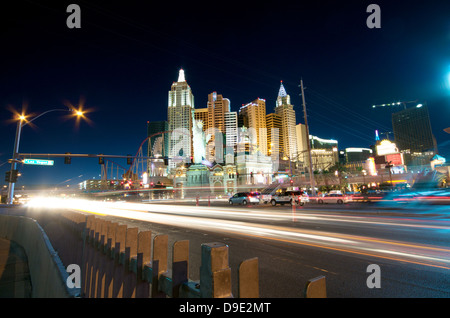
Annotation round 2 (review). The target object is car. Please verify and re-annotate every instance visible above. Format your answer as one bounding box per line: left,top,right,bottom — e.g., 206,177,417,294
379,188,450,207
287,190,310,205
317,193,352,204
229,192,260,205
270,190,309,206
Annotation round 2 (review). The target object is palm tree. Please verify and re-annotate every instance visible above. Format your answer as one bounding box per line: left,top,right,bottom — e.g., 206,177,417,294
328,163,348,192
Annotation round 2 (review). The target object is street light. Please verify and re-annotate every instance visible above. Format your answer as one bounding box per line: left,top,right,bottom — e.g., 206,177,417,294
6,106,86,204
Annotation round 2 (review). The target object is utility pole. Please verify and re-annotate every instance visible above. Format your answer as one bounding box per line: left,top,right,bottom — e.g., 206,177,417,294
7,119,24,204
300,79,316,197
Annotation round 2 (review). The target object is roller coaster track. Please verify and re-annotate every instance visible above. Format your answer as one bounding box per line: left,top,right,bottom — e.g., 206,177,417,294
101,130,173,182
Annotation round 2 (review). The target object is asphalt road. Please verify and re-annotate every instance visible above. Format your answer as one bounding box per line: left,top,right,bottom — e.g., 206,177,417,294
59,198,450,298
5,199,450,298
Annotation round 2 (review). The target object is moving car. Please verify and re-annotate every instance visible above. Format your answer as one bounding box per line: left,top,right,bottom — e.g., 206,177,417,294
379,188,450,206
270,190,309,206
317,193,352,204
229,192,260,205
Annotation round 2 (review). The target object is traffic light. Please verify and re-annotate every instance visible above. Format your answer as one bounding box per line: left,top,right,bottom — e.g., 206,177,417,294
4,170,19,182
127,154,132,165
64,152,71,164
10,170,19,183
99,154,104,165
163,158,169,165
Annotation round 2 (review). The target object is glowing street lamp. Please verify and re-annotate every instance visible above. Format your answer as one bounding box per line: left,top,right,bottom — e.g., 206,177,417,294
6,106,88,204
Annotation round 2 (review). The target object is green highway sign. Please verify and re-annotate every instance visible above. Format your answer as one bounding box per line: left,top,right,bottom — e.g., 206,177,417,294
23,159,54,166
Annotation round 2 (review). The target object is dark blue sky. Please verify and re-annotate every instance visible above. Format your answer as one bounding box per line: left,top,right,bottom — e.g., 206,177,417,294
1,0,450,186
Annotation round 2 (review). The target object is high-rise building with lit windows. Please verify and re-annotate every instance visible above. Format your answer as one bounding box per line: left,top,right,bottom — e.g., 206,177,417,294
194,108,208,131
207,92,229,134
224,111,238,149
275,81,297,160
392,104,437,154
239,98,268,155
167,69,195,166
266,113,282,157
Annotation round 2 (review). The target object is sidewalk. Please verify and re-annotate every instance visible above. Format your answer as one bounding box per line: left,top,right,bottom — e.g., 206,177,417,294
0,237,32,297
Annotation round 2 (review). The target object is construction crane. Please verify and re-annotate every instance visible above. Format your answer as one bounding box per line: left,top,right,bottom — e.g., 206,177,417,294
371,100,418,110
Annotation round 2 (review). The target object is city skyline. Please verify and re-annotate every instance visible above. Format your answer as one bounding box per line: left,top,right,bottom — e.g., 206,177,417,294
1,1,450,185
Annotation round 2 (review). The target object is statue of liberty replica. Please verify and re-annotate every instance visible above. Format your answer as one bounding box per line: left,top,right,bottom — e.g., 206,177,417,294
186,111,211,195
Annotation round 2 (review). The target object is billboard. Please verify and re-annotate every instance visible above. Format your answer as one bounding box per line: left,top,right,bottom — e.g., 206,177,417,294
385,153,404,166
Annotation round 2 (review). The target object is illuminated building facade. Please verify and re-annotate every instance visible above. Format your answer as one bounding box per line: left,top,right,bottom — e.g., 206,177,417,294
167,69,195,167
392,105,437,165
266,113,282,157
194,108,208,132
239,98,268,155
344,147,373,163
294,128,338,172
309,135,339,171
375,139,406,173
207,92,229,134
275,82,297,160
224,111,238,150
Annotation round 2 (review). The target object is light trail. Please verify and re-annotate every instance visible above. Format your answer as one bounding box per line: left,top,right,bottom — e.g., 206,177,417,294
27,197,450,270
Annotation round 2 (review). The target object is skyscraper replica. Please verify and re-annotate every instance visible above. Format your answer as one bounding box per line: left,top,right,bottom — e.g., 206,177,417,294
275,81,297,160
238,98,268,155
266,112,282,157
207,92,229,134
167,69,195,167
206,92,230,163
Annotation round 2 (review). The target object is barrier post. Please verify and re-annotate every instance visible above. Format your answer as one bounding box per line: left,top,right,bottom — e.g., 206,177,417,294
123,227,138,297
151,235,168,298
135,230,152,298
304,275,326,298
83,216,96,297
200,242,232,298
104,222,118,297
238,257,259,298
172,240,189,298
112,224,127,297
91,219,104,298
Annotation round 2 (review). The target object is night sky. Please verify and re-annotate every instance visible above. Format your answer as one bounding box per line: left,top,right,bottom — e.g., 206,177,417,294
1,0,450,186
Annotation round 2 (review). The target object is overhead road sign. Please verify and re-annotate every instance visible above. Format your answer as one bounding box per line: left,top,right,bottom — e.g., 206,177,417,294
23,158,54,166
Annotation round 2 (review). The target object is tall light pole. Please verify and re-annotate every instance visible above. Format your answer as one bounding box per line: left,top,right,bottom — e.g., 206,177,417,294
6,107,85,204
6,115,25,204
300,79,316,197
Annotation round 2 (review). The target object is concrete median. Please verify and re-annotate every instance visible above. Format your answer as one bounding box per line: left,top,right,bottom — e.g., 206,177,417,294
0,214,78,297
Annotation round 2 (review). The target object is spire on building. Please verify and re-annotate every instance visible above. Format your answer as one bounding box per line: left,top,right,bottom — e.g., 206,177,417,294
278,81,287,97
178,68,186,82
